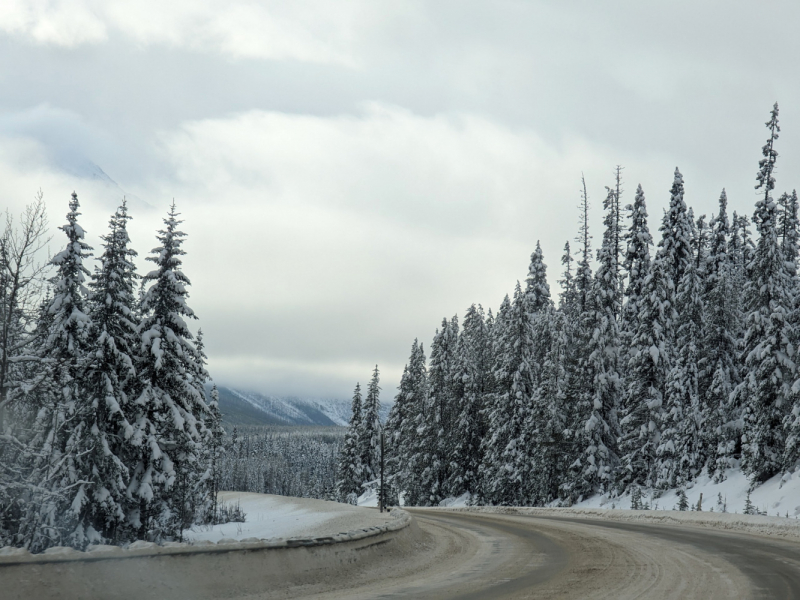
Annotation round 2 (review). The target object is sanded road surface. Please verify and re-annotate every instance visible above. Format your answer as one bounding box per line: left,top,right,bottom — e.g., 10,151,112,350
287,509,800,600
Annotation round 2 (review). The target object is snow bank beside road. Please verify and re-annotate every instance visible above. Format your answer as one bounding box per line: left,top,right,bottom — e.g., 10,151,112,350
429,468,800,542
184,491,394,543
572,468,800,517
1,496,417,600
439,505,800,542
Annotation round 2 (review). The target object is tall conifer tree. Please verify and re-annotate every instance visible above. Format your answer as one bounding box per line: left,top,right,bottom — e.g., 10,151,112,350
447,305,489,497
336,383,363,504
386,341,427,505
21,193,94,551
479,295,514,504
359,366,382,483
566,188,622,500
739,103,795,483
526,308,570,504
657,231,705,489
74,201,140,544
417,318,458,505
618,185,665,490
701,191,741,480
128,203,210,540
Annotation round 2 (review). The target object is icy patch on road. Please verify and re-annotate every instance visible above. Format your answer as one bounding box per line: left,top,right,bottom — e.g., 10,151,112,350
184,491,392,543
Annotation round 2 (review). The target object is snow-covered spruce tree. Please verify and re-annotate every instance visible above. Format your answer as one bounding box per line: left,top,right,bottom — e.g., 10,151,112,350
783,189,800,477
71,201,140,545
478,294,513,504
485,285,536,505
785,394,800,476
336,383,363,504
558,242,578,318
694,212,710,289
566,188,622,501
656,229,705,490
677,489,689,511
359,366,382,485
619,169,692,491
525,241,554,379
128,202,211,541
728,210,753,380
385,340,428,505
659,169,694,301
620,185,651,356
735,212,756,283
405,344,431,506
778,190,799,275
525,242,553,316
189,329,215,521
447,305,490,498
517,243,554,501
19,192,94,552
559,182,596,502
738,103,796,484
416,317,458,505
385,364,408,494
728,212,748,310
700,191,741,481
526,308,570,505
617,184,668,492
204,384,223,520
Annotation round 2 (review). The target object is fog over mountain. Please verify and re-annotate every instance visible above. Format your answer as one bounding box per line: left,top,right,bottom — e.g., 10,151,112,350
216,386,392,427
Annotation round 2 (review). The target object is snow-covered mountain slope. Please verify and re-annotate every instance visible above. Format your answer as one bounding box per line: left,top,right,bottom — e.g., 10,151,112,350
573,468,800,517
429,468,800,519
62,159,154,215
216,386,392,427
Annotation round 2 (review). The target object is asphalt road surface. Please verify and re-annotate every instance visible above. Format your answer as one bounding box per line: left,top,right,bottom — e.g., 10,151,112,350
292,509,800,600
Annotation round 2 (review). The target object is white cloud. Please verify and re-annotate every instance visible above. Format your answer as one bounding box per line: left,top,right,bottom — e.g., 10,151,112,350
135,104,684,395
3,0,792,396
0,0,107,47
0,0,375,64
154,103,678,240
0,100,736,396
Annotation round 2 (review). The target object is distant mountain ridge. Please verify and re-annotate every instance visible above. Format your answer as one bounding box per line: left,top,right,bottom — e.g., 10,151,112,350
62,159,154,215
216,386,392,427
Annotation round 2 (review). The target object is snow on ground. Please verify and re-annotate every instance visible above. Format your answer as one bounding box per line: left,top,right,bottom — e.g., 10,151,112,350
183,491,394,543
438,492,472,508
444,504,800,542
573,468,800,517
357,487,379,507
430,468,800,518
428,468,800,542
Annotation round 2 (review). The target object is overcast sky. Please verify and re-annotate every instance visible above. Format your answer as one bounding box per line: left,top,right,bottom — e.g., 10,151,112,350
1,1,799,399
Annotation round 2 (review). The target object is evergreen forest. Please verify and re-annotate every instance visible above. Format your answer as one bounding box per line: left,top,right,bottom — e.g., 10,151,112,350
337,103,800,508
220,426,343,500
0,194,223,551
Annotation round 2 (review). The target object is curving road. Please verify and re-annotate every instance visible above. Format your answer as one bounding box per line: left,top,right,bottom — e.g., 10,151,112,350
296,509,800,600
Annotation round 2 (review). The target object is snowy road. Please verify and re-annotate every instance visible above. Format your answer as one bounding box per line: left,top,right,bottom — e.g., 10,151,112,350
7,507,800,599
296,509,800,599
